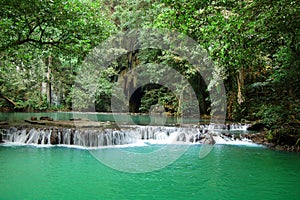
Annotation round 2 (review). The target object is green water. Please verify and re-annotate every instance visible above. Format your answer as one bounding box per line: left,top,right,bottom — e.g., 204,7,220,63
0,145,299,200
0,112,201,125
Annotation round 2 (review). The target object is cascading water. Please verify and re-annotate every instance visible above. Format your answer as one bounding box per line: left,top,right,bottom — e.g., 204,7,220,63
0,124,254,147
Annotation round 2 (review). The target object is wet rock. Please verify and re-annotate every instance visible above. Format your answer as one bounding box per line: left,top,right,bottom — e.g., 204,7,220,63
178,133,186,141
265,143,276,148
222,132,230,137
275,145,285,151
240,132,266,144
248,133,265,144
30,117,37,121
24,120,40,124
203,134,215,145
0,122,9,126
69,118,82,121
247,122,265,131
235,134,241,140
50,128,58,145
40,116,53,121
271,144,300,152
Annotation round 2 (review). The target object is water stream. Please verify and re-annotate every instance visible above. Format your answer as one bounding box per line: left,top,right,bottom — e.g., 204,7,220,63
0,112,200,125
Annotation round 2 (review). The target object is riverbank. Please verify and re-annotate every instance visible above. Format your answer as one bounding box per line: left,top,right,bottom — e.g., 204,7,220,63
242,131,300,152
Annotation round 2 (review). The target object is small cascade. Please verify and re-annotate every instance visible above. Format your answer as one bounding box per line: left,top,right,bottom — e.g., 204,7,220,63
154,132,168,140
207,124,227,131
0,127,142,147
205,123,249,131
228,123,249,131
0,123,255,148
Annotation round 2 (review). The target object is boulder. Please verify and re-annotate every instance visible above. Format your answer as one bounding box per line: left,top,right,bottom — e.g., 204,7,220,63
247,122,265,131
203,134,215,145
50,128,59,145
248,133,265,144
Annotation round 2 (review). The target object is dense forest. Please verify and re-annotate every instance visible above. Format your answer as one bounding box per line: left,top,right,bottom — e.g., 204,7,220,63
0,0,299,146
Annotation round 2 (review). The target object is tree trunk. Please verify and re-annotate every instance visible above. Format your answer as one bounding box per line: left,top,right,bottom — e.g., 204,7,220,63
237,68,245,105
46,56,52,106
227,91,235,120
0,92,16,107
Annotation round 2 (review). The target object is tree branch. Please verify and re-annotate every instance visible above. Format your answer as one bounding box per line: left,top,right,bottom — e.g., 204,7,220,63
0,92,16,107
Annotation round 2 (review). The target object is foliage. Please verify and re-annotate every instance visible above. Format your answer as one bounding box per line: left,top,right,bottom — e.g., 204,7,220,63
139,86,178,114
0,0,115,110
0,0,113,54
1,0,300,146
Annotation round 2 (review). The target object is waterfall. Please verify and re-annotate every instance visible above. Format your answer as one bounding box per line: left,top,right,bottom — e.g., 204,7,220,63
229,123,250,131
0,124,254,147
205,123,249,131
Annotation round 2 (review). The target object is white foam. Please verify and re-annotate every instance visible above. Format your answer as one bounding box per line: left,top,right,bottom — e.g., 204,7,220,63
0,142,53,148
213,135,262,147
56,140,148,150
0,142,144,150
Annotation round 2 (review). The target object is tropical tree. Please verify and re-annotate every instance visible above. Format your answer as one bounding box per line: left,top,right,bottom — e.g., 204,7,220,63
0,0,115,110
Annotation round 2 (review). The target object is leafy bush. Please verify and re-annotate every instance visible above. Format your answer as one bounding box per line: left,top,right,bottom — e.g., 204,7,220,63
139,88,178,114
255,104,287,129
